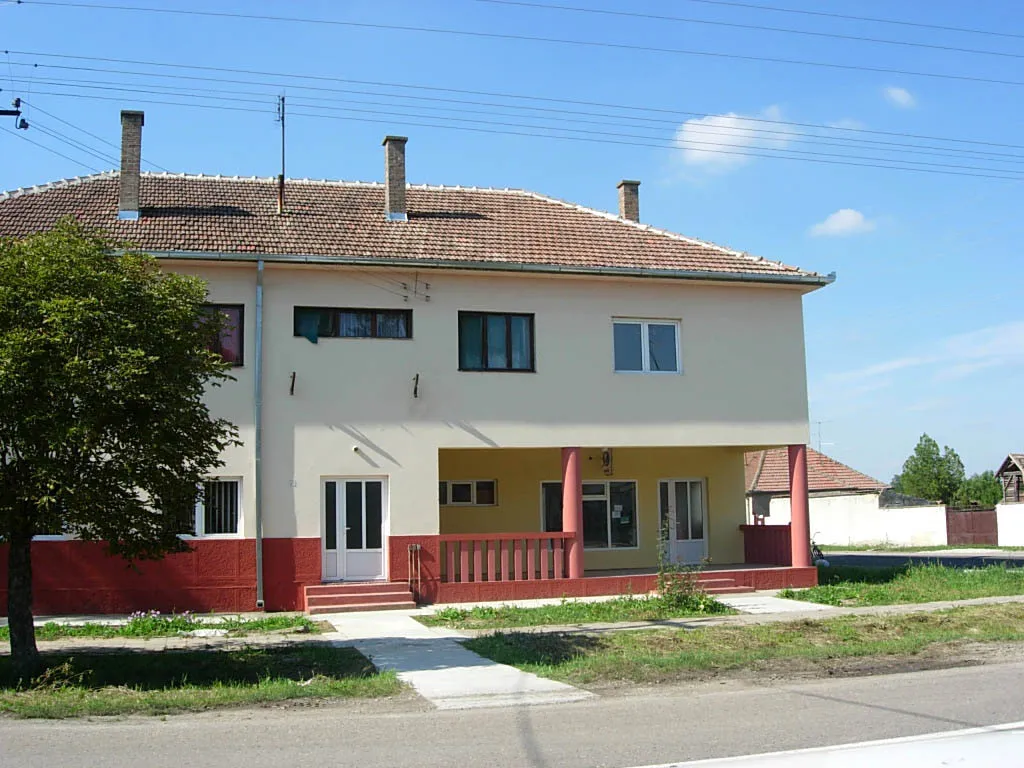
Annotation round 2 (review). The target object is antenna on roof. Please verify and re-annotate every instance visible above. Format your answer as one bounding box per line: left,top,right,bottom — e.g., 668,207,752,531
275,94,285,215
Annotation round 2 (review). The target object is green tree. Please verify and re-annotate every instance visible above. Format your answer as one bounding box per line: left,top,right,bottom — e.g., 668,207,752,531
954,471,1004,506
0,221,237,681
891,434,966,504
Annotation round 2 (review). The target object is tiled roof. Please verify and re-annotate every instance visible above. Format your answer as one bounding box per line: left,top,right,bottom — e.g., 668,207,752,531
744,447,887,494
0,172,830,283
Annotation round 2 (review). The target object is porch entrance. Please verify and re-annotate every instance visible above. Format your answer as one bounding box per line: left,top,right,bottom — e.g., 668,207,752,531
659,479,707,565
322,478,386,581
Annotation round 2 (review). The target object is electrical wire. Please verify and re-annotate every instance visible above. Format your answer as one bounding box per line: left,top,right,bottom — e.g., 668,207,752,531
31,122,119,166
675,0,1024,41
20,97,172,171
14,70,1024,164
13,85,1024,181
7,52,1024,152
3,127,101,172
14,2,1024,88
477,0,1024,59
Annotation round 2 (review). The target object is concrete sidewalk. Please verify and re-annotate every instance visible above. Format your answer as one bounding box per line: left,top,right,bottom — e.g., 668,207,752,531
322,611,593,710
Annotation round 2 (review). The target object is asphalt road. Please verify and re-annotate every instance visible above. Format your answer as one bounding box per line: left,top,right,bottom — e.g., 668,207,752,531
5,662,1024,768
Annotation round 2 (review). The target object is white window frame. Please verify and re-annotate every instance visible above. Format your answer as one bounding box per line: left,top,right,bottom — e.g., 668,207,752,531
187,477,243,538
612,318,682,374
539,479,639,551
439,479,498,507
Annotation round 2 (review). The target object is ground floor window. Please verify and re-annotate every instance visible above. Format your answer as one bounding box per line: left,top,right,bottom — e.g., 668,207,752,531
439,479,497,506
541,480,637,549
196,479,241,536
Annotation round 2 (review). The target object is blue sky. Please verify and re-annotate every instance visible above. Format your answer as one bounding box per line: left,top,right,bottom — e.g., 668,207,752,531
2,0,1022,481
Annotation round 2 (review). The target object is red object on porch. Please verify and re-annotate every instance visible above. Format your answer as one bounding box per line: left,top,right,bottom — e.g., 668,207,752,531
561,446,584,578
739,524,792,566
439,533,574,583
788,443,811,568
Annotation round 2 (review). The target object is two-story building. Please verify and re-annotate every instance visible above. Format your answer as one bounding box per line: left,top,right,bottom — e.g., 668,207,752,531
0,111,833,614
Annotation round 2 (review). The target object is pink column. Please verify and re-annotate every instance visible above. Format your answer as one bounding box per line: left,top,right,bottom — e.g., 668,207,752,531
788,444,811,568
561,447,584,579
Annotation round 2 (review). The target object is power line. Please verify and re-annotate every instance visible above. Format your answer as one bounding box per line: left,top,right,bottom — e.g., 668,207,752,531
3,127,101,172
8,52,1024,152
676,0,1024,41
14,2,1024,88
13,81,1024,181
14,71,1024,165
18,83,1024,179
31,122,119,166
477,0,1024,59
20,97,171,171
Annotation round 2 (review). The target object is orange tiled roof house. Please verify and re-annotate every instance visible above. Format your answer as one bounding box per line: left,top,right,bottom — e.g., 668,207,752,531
0,112,834,614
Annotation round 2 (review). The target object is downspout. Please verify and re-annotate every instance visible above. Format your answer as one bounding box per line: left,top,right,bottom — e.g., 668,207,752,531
254,259,265,608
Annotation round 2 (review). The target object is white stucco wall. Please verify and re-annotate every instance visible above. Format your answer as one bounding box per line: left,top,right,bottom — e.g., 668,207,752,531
748,492,947,547
176,260,813,542
997,503,1024,546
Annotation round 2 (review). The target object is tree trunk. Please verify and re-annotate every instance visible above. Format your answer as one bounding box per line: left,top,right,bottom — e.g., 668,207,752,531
8,516,39,683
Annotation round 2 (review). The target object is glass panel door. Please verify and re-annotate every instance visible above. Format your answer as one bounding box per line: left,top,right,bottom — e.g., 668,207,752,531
322,478,387,581
659,479,707,565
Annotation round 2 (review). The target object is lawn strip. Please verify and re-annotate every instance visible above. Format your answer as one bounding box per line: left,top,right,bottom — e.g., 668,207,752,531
462,603,1024,686
0,644,400,718
780,564,1024,607
418,595,734,630
0,614,319,642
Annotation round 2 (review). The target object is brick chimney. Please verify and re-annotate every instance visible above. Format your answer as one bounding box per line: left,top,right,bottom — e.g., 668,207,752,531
382,135,408,222
617,180,640,223
118,110,144,221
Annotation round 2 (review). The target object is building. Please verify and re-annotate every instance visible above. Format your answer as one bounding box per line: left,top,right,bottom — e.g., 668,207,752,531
745,448,947,548
0,111,833,614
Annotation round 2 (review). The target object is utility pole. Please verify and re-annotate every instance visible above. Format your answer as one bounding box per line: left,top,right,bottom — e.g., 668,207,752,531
1,97,29,130
275,95,285,215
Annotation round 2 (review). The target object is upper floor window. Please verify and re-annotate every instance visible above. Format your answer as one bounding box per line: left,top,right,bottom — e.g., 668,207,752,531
294,307,412,342
613,319,680,373
458,311,534,372
203,304,244,366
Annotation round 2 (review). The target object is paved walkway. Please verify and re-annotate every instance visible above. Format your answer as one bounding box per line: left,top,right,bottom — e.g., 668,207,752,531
321,611,593,710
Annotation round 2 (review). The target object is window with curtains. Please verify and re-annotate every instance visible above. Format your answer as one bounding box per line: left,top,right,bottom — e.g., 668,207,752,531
194,479,241,536
293,307,412,342
458,311,535,371
201,304,244,366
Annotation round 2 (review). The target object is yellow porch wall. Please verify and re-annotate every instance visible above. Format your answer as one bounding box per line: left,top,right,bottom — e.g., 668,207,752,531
439,446,747,569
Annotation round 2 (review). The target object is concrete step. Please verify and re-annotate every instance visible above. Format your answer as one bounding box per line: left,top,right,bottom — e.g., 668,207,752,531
306,591,415,609
308,601,417,615
305,581,403,597
703,584,755,595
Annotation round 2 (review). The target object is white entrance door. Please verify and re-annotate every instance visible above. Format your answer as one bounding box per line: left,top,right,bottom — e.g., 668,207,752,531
322,478,386,581
658,479,707,565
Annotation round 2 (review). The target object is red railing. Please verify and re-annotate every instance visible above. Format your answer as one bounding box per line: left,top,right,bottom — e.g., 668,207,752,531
739,523,792,566
439,532,575,583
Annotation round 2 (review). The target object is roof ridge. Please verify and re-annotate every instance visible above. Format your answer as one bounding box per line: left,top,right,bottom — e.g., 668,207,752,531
512,189,809,276
0,170,117,200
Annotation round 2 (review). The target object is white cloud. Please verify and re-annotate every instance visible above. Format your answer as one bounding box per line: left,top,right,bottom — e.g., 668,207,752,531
673,105,795,172
809,208,876,237
884,86,916,108
828,118,867,131
828,322,1024,387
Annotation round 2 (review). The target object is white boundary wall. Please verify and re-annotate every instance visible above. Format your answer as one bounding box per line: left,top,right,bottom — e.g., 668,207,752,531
748,493,947,547
997,503,1024,546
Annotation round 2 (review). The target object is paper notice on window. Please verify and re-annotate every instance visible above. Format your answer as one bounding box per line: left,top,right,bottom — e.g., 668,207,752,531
612,504,623,518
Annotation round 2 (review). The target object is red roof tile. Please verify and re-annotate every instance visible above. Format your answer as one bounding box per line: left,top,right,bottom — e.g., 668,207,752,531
0,173,829,283
744,448,886,494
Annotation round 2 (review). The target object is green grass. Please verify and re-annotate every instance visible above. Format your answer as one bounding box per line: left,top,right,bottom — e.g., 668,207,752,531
463,603,1024,686
820,544,1024,552
779,564,1024,607
418,594,735,630
0,613,319,642
0,644,401,718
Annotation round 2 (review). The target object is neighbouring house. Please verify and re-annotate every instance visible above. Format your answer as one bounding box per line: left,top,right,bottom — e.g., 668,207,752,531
996,454,1024,546
744,447,947,547
0,111,834,615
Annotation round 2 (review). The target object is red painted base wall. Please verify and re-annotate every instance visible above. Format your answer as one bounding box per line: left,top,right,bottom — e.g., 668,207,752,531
0,538,322,615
